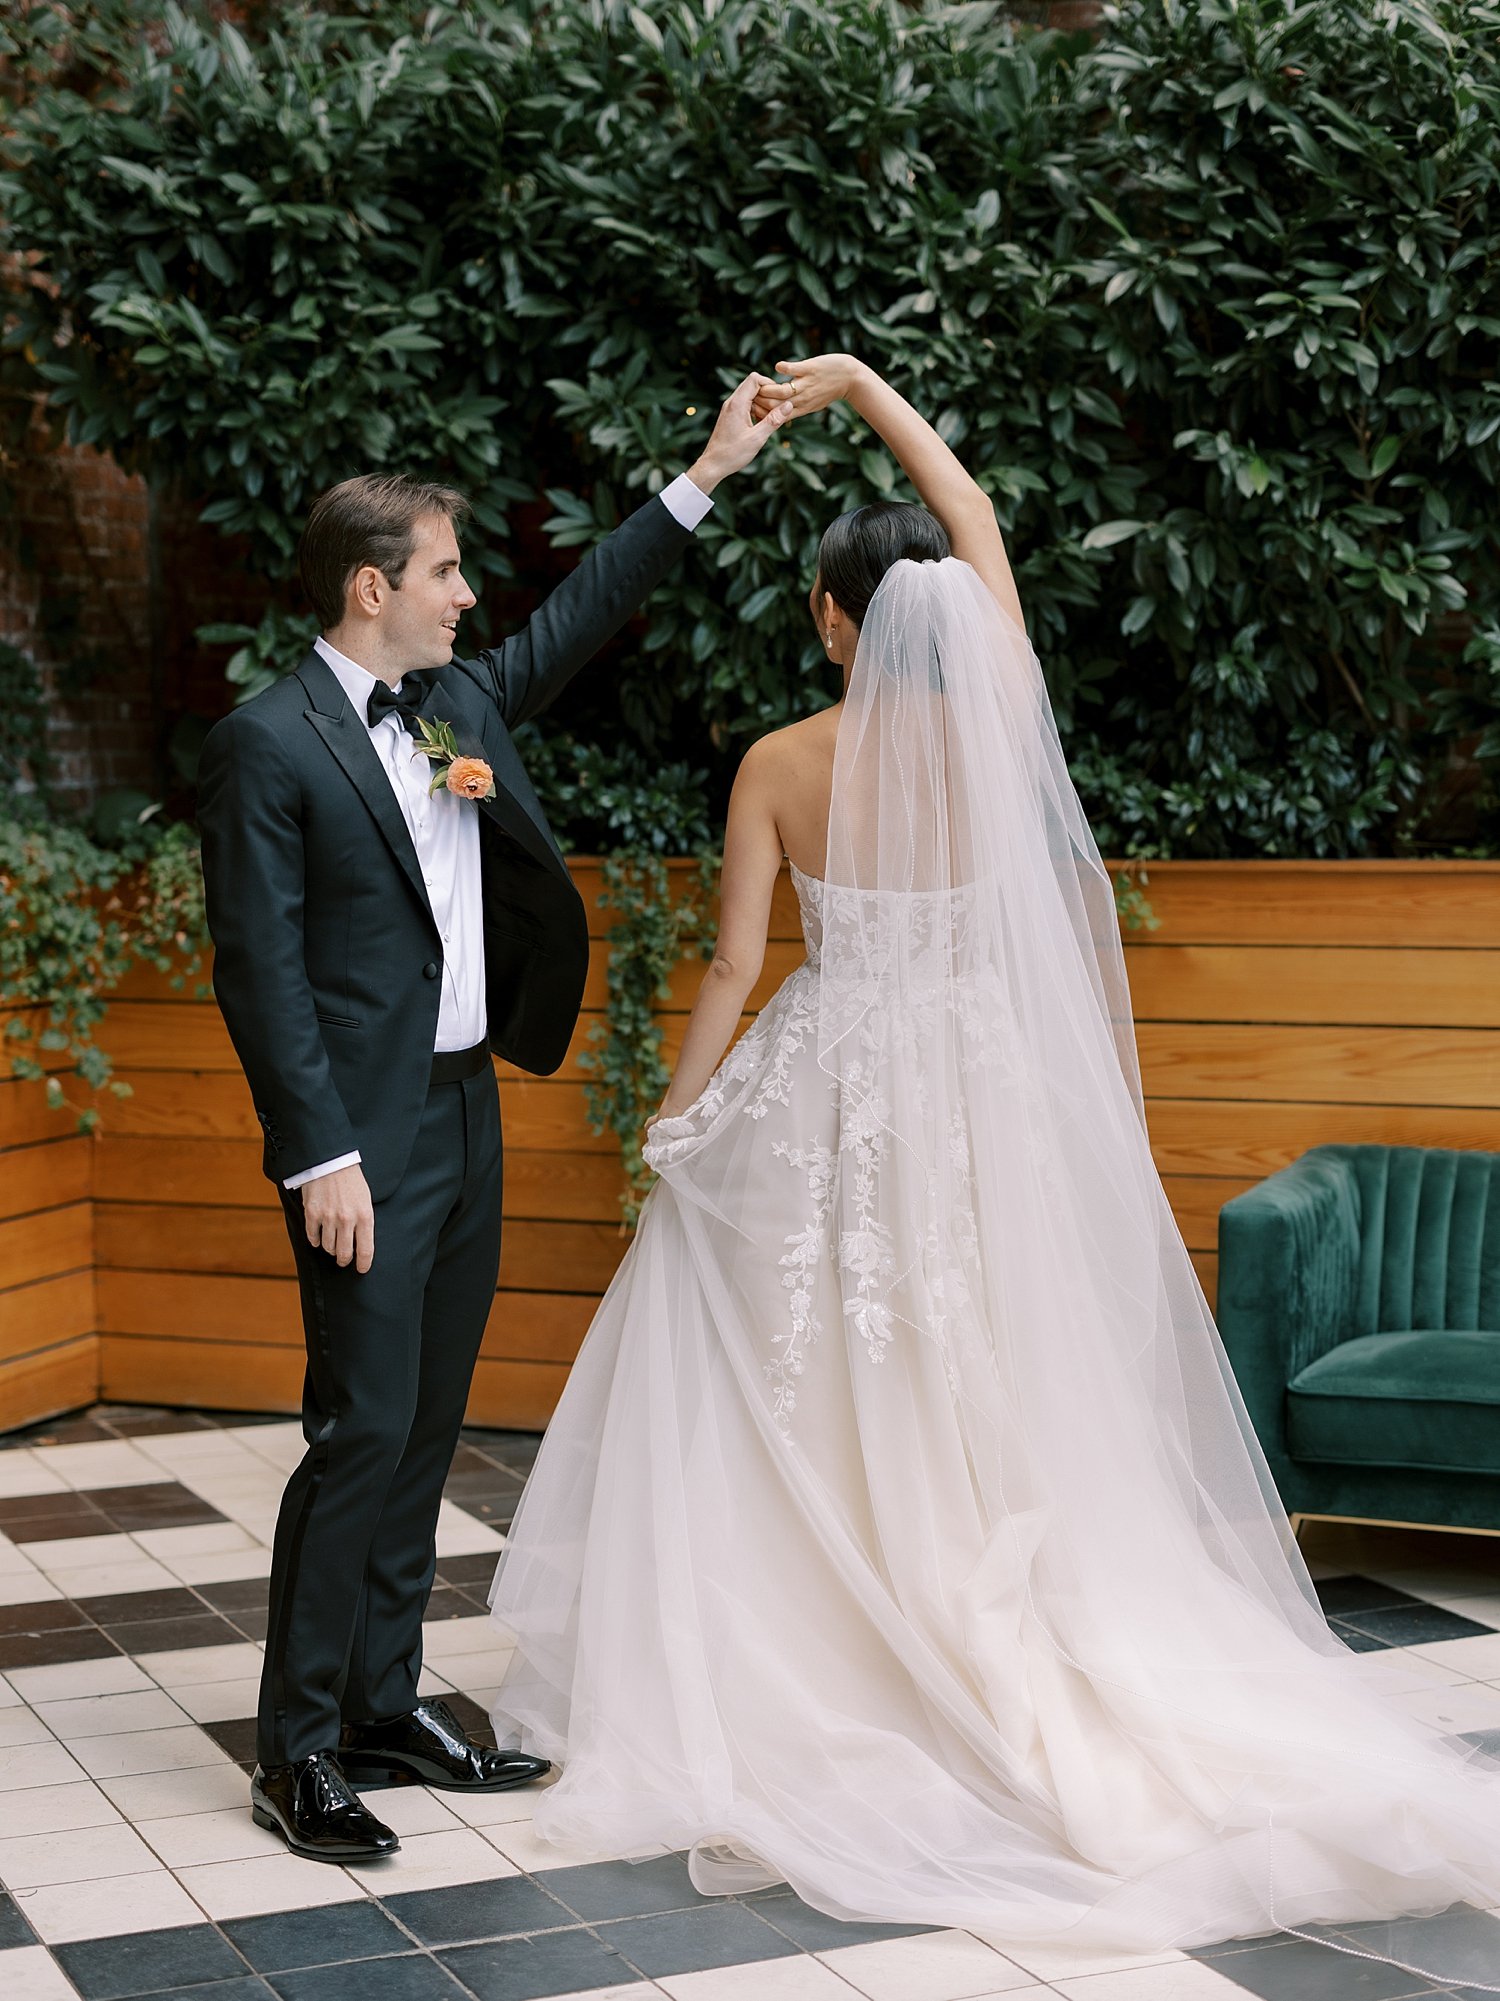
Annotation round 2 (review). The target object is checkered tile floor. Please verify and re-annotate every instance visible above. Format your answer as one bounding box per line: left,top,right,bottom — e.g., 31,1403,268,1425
2,1407,1500,2001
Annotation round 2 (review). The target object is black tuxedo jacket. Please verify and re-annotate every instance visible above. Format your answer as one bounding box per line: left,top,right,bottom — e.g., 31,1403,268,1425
198,494,692,1201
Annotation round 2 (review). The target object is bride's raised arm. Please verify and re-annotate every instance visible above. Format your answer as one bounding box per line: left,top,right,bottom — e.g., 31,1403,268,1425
771,355,1027,635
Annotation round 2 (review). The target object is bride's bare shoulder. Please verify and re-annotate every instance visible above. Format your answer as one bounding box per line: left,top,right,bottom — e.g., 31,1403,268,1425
740,706,840,778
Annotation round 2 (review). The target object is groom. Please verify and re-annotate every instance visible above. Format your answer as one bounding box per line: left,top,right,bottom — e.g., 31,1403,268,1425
198,373,790,1861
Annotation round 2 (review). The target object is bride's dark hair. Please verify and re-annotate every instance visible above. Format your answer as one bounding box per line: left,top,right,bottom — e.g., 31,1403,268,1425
817,501,949,626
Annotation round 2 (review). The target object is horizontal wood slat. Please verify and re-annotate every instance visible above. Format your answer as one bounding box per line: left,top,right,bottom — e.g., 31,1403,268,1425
0,1138,91,1222
0,1336,100,1431
0,1203,91,1295
0,1271,94,1367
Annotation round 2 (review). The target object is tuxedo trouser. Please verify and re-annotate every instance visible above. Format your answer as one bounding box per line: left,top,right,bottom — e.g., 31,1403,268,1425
257,1068,502,1766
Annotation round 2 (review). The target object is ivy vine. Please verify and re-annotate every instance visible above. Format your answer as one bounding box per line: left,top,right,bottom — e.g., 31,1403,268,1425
580,847,721,1225
0,812,208,1129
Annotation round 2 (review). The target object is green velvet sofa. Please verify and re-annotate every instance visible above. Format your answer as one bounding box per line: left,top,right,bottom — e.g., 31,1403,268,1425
1216,1143,1500,1537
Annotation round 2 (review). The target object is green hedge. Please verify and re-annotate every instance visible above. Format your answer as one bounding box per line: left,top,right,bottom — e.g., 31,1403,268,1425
4,0,1499,857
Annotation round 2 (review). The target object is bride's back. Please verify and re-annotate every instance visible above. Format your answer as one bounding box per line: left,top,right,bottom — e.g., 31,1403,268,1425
759,706,843,881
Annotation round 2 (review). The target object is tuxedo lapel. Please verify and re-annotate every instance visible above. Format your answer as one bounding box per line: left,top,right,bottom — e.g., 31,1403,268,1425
431,672,570,880
294,652,437,928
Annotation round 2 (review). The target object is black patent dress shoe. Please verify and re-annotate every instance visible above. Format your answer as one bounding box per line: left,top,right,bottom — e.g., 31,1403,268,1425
251,1751,400,1862
338,1695,552,1793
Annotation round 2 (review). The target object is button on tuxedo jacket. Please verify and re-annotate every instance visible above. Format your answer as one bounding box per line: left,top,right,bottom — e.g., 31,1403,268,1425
198,493,692,1202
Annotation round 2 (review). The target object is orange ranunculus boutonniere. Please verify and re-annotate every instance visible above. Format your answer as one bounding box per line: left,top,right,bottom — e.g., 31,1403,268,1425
410,717,497,802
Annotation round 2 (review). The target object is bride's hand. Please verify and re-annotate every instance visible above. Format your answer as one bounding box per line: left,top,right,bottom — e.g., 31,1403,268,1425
763,353,866,419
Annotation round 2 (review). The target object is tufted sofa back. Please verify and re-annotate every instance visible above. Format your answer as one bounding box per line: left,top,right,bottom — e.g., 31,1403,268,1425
1331,1145,1500,1338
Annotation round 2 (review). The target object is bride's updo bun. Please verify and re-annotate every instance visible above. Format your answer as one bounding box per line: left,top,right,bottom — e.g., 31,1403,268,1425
816,501,949,626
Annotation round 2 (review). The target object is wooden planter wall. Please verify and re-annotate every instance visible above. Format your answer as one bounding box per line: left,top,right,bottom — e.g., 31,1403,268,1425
2,859,1497,1435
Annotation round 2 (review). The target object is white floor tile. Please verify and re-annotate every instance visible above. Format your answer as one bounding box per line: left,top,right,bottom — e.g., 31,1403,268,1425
480,1820,610,1872
19,1865,204,1943
220,1423,305,1469
134,1429,265,1471
0,1573,60,1608
34,1690,191,1740
433,1500,505,1557
367,1786,466,1837
357,1827,519,1894
157,1676,255,1724
160,1546,273,1587
431,1652,513,1691
819,1932,1039,2000
1351,1646,1466,1692
420,1615,505,1659
135,1804,286,1867
0,1818,160,1888
0,1453,68,1500
1050,1960,1244,2000
662,1961,865,1999
41,1558,181,1600
0,1739,88,1792
1409,1631,1500,1679
982,1934,1186,1982
173,1850,369,1919
131,1522,260,1561
0,1708,52,1748
0,1779,121,1837
68,1722,231,1780
135,1641,264,1688
0,1944,83,2000
1391,1680,1500,1733
416,1666,455,1697
22,1532,139,1572
0,1673,17,1709
444,1786,539,1828
100,1762,249,1821
8,1656,150,1703
1425,1592,1500,1626
30,1439,168,1490
0,1534,46,1575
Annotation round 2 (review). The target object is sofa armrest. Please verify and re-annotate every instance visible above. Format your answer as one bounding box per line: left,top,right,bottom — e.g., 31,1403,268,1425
1216,1147,1361,1484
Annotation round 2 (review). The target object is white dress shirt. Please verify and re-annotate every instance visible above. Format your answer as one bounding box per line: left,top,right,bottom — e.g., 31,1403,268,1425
286,472,713,1189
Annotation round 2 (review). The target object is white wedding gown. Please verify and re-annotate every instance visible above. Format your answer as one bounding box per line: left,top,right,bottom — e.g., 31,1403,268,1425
488,561,1500,1987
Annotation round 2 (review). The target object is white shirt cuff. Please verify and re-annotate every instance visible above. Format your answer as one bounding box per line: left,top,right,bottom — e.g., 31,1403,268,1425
658,472,713,532
284,1150,362,1191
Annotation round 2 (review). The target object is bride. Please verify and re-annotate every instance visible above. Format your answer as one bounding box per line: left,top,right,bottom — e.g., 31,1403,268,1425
488,355,1500,1988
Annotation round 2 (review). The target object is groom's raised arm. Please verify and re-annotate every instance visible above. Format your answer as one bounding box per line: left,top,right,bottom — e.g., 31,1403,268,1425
456,372,792,732
198,711,360,1182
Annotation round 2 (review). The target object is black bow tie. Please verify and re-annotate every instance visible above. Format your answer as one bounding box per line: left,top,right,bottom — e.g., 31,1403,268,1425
367,677,429,734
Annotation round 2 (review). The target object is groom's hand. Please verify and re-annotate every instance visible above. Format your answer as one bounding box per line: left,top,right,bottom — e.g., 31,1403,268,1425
302,1163,376,1273
685,373,793,494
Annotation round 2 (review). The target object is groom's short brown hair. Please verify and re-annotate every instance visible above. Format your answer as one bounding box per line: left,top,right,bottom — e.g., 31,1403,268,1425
299,473,471,630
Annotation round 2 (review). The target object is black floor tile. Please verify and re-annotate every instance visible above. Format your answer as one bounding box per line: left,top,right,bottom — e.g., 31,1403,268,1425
437,1694,495,1746
223,1903,413,1973
104,1612,247,1655
84,1482,229,1532
0,1891,37,1950
442,1929,643,2001
76,1587,206,1624
1340,1604,1496,1648
753,1887,935,1950
130,1983,276,2001
432,1556,502,1592
54,1921,249,1997
225,1608,270,1643
423,1587,483,1625
1313,1575,1424,1619
599,1904,800,1977
197,1579,272,1615
202,1717,259,1763
535,1853,710,1924
448,1499,516,1530
0,1624,121,1670
102,1409,216,1438
1195,1930,1467,1996
0,1491,112,1539
11,1415,115,1445
1328,1619,1391,1653
268,1958,462,2001
380,1878,576,1947
0,1596,92,1636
